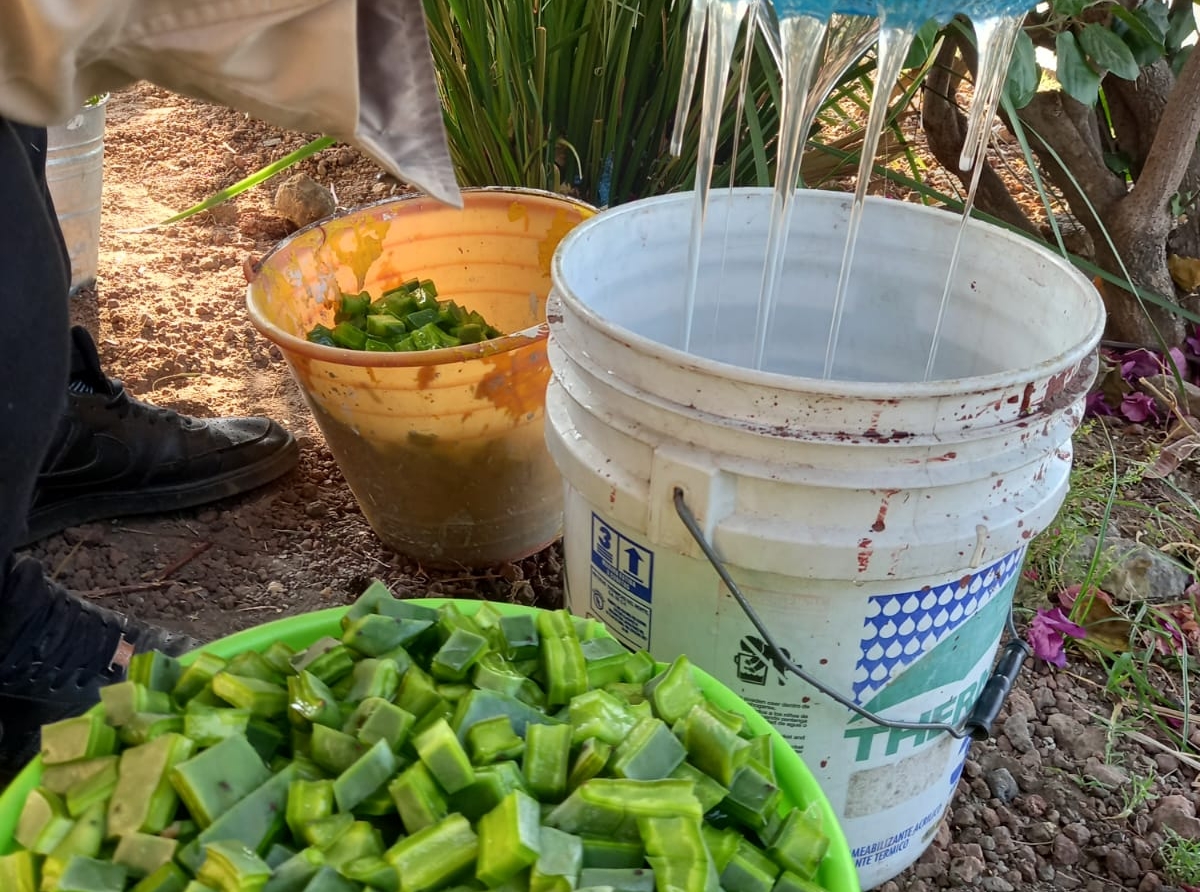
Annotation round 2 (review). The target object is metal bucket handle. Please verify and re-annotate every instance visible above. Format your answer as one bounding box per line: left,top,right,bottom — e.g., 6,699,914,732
672,488,1029,741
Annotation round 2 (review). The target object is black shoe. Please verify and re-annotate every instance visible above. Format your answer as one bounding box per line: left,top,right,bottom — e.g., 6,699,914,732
19,327,299,546
0,557,200,776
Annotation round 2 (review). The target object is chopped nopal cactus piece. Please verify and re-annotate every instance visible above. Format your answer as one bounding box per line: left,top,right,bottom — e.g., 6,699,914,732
0,850,37,891
680,703,749,787
65,756,119,816
720,839,779,892
261,848,324,892
529,825,583,892
384,813,478,892
56,855,128,891
579,838,644,870
108,733,197,837
117,712,186,746
450,688,558,744
413,716,476,794
567,738,613,792
196,840,272,892
387,761,448,833
344,658,403,703
259,643,297,678
114,832,180,878
771,871,826,892
226,651,287,685
722,763,782,831
467,714,526,765
174,653,228,705
546,779,702,840
44,801,107,884
342,613,414,657
343,697,414,751
300,644,356,686
178,764,305,874
310,723,369,775
430,628,490,682
765,804,828,880
498,614,539,660
670,762,729,814
101,681,174,727
523,722,572,801
577,868,655,892
16,787,75,854
395,665,444,719
476,789,542,886
342,855,399,891
567,689,638,747
448,759,528,822
211,672,288,718
536,611,588,707
334,738,397,812
183,882,221,892
128,650,184,694
322,821,384,869
41,755,119,796
288,671,343,728
169,734,272,828
610,717,686,781
287,779,335,839
301,813,355,850
131,862,190,892
183,705,253,746
645,656,706,727
41,713,117,765
297,865,358,891
621,651,656,685
342,580,397,625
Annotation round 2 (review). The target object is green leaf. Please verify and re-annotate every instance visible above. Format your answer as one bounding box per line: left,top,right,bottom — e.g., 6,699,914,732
1103,151,1132,176
1056,31,1102,105
1004,29,1039,109
1172,44,1194,77
1166,0,1197,53
1051,0,1086,18
1112,6,1161,45
904,18,941,69
1078,22,1141,79
1112,13,1167,68
1138,1,1171,43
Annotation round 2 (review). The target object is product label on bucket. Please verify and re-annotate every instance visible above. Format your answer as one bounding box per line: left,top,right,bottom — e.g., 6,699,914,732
587,513,654,650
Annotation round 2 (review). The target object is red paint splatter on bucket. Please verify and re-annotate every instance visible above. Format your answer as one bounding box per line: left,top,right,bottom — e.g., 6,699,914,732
857,538,872,572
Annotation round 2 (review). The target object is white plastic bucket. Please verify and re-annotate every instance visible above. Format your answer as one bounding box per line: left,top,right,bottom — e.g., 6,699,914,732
47,96,107,293
545,188,1104,888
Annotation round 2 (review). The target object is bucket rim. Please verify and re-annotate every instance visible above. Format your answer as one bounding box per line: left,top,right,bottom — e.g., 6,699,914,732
245,187,596,369
550,188,1107,398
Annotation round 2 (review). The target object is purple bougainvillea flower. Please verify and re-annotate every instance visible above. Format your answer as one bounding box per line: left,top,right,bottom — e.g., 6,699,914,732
1168,346,1188,376
1120,391,1160,423
1085,391,1114,417
1028,607,1087,668
1120,348,1162,381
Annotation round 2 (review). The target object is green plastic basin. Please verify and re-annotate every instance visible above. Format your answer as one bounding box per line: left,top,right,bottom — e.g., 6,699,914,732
0,599,860,891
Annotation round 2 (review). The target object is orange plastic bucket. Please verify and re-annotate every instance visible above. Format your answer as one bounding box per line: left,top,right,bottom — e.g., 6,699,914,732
247,188,594,567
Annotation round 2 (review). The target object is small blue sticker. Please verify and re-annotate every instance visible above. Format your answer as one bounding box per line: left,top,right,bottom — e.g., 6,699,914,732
588,514,654,650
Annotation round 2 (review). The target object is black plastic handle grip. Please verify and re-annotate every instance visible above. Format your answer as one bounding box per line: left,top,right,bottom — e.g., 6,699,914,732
962,639,1031,741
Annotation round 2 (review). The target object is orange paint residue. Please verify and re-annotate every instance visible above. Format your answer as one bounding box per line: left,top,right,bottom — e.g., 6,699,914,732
475,346,552,421
537,208,592,277
328,216,389,291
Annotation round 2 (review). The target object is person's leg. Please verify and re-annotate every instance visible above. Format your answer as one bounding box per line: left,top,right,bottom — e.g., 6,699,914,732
0,121,197,776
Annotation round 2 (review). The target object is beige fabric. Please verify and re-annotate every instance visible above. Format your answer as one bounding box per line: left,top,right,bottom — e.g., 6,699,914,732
0,0,461,205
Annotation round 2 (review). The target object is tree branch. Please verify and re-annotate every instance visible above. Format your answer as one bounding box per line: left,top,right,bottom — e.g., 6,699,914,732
1117,46,1200,243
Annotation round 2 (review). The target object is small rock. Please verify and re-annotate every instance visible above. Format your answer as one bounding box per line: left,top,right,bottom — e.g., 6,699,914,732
980,879,1015,892
1105,849,1142,880
1151,795,1200,837
1003,713,1034,753
274,174,336,228
1067,535,1191,604
1005,688,1037,720
986,768,1020,803
305,501,328,519
1047,713,1107,761
197,509,219,523
265,581,286,596
1154,753,1180,775
1051,834,1080,866
1027,821,1057,844
1137,873,1163,892
1062,822,1092,846
1084,757,1129,789
948,855,986,885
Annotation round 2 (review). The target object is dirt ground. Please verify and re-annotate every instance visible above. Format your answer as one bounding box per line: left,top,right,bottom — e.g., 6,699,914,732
18,84,1200,891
